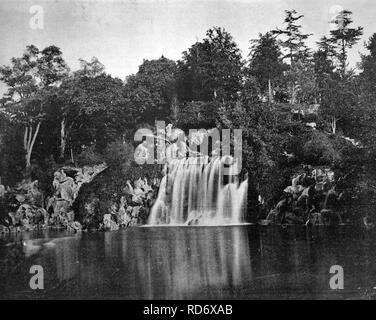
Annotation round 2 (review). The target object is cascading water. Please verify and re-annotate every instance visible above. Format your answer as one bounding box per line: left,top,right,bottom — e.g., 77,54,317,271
148,156,248,226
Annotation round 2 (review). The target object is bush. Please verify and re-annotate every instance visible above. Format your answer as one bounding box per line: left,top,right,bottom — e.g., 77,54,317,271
104,140,134,174
303,131,341,165
76,145,104,166
176,101,219,130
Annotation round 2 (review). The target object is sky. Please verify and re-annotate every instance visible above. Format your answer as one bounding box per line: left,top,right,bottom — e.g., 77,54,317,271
0,0,375,95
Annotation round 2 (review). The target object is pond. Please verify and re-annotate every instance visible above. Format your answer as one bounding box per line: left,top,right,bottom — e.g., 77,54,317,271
1,225,376,299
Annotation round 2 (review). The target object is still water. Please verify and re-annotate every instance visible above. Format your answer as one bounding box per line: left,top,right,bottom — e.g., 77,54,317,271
1,225,376,299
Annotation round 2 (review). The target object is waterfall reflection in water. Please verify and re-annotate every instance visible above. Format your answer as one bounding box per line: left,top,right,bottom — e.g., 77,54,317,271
51,226,252,299
116,226,252,299
1,225,376,299
0,226,252,299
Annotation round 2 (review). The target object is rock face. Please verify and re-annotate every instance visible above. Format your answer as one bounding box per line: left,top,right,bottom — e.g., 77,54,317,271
0,179,47,232
263,166,344,226
0,164,107,233
74,174,160,231
47,164,108,230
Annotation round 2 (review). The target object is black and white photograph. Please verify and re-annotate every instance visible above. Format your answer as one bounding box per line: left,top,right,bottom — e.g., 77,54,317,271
0,0,376,305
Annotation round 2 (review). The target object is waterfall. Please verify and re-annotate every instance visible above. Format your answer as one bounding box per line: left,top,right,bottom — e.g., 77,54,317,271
148,156,248,226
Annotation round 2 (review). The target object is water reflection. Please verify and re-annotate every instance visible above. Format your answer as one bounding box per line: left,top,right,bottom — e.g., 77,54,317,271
117,227,252,299
80,226,252,299
1,225,376,299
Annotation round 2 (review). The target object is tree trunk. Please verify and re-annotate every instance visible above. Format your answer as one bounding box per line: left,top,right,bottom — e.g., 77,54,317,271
23,126,31,169
171,95,178,122
23,122,41,170
60,118,66,159
268,79,273,103
290,84,297,104
290,45,293,66
341,39,346,77
331,116,337,134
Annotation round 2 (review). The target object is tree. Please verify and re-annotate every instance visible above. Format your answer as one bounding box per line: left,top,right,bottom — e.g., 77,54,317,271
57,71,127,158
0,45,69,172
240,76,262,106
313,38,336,103
318,73,358,134
55,57,108,159
176,100,220,130
357,33,376,147
248,32,286,101
177,27,244,102
124,56,177,124
75,57,105,78
328,10,363,76
317,36,337,59
311,12,363,135
359,33,376,96
314,11,363,134
0,112,25,185
272,10,312,65
285,59,317,104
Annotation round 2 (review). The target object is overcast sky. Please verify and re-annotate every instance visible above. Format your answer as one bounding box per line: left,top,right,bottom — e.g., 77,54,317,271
0,0,375,95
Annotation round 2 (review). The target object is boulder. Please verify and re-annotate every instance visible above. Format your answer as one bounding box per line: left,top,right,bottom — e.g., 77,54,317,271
0,224,9,233
0,184,5,198
103,213,119,231
117,196,127,226
267,166,343,226
49,164,108,226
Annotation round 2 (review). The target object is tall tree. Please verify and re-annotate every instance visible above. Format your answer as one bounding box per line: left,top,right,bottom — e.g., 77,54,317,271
285,59,317,105
359,33,376,96
357,33,376,146
75,57,105,78
317,36,337,59
57,71,127,158
328,10,363,76
0,45,69,172
248,32,286,102
124,56,177,124
272,10,312,65
312,37,337,104
177,27,244,102
318,73,359,134
313,50,334,104
56,57,106,159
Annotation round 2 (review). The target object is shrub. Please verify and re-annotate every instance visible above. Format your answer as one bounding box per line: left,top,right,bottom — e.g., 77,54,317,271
76,145,104,166
303,131,341,165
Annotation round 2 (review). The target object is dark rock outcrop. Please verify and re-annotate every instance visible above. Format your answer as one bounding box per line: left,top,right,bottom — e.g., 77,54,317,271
0,164,107,233
262,166,345,226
